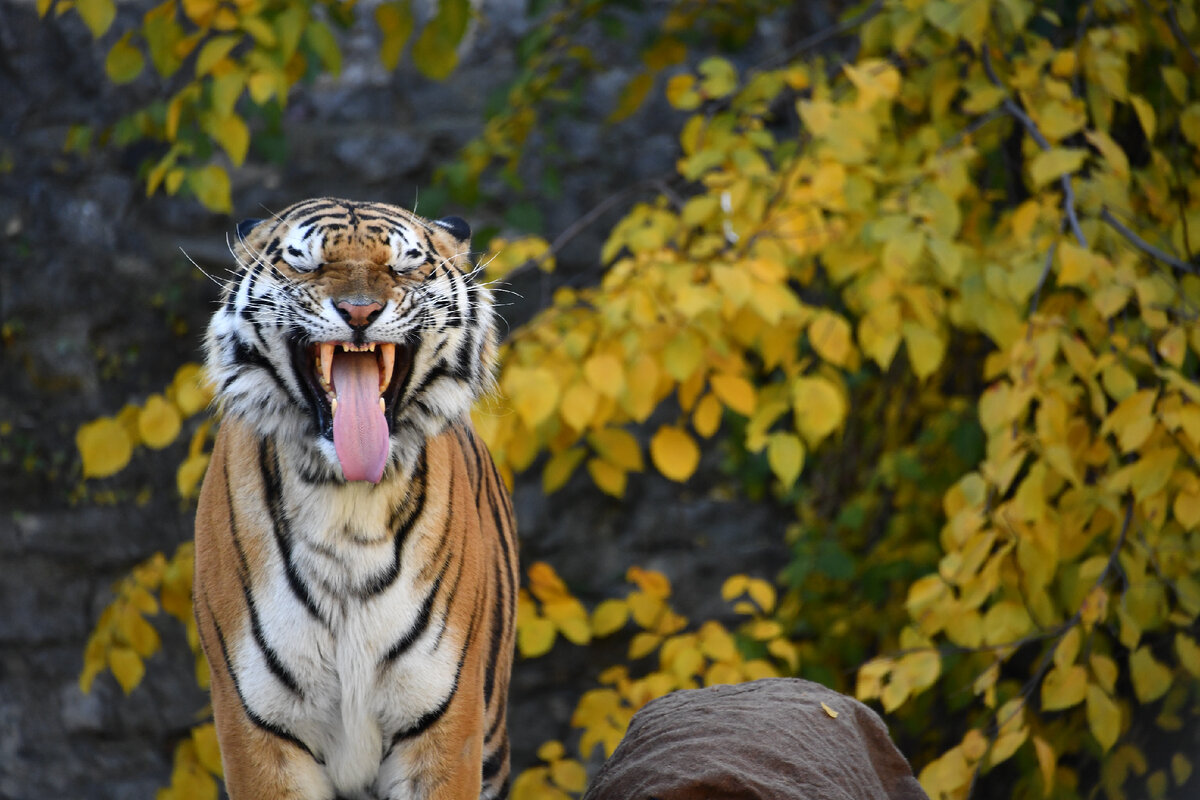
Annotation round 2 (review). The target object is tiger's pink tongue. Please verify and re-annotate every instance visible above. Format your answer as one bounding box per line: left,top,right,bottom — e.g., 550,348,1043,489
331,351,389,483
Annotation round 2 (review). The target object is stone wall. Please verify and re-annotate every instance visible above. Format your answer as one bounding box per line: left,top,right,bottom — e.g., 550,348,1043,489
0,1,801,796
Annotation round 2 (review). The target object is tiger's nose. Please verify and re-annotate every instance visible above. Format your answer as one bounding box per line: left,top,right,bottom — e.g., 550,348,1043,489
336,300,383,329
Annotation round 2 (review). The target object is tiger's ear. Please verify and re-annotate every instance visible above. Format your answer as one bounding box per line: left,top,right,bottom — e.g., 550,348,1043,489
236,218,265,240
433,216,471,243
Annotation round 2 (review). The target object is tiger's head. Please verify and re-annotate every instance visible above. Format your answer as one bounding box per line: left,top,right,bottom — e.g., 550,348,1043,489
205,197,498,484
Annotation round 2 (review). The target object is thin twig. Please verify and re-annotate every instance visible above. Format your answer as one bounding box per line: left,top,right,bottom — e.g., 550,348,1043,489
1100,206,1199,275
1160,0,1200,71
981,45,1088,248
1029,239,1059,317
760,0,885,71
500,175,676,283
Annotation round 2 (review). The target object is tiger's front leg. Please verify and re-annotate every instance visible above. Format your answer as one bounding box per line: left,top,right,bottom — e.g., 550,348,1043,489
201,608,334,799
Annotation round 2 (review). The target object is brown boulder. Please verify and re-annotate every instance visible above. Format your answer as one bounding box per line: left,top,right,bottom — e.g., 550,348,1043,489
583,678,928,800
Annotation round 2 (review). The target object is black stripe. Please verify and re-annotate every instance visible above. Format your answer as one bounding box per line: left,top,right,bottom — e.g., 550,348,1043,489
379,548,452,665
362,448,428,598
231,339,296,404
387,576,484,752
202,590,316,760
224,461,305,698
481,738,508,782
260,440,326,625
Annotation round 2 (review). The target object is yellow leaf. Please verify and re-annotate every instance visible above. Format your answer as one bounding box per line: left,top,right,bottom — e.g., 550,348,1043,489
171,363,213,416
188,164,232,214
1129,646,1172,703
591,599,629,637
1100,389,1157,453
527,562,569,603
792,375,846,446
1054,626,1081,670
983,600,1032,646
518,617,557,658
560,381,598,432
609,71,652,123
808,310,853,367
192,723,223,776
1177,634,1200,678
105,32,144,84
177,454,210,500
139,394,183,449
902,322,945,380
506,367,560,429
550,759,587,793
588,428,643,472
542,447,585,494
1083,130,1129,180
745,578,776,614
194,35,238,77
1041,664,1087,711
375,0,414,71
897,649,941,692
1086,684,1121,752
537,740,565,763
1129,95,1156,141
697,56,737,98
709,373,756,416
1173,753,1193,786
76,0,115,37
1028,147,1088,189
209,112,250,166
586,458,626,498
843,58,901,110
1033,735,1056,795
107,646,145,694
698,621,737,662
584,354,625,399
629,632,662,659
77,417,134,479
627,566,671,599
766,432,804,488
692,393,722,438
650,426,700,482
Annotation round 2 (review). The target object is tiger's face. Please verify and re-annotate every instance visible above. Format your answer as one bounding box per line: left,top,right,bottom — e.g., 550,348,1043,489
205,197,497,483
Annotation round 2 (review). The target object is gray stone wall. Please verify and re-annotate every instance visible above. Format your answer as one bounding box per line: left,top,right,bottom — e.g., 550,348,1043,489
0,1,795,796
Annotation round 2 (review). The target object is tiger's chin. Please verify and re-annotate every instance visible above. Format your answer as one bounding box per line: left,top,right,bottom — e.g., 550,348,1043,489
287,337,415,483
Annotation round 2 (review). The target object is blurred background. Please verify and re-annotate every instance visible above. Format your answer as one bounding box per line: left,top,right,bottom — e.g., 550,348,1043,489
5,0,1200,798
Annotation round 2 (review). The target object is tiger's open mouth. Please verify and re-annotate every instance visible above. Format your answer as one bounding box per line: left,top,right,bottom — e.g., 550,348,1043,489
291,339,413,482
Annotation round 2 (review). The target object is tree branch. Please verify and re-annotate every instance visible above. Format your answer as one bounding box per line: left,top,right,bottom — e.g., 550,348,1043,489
981,45,1088,249
1100,206,1199,275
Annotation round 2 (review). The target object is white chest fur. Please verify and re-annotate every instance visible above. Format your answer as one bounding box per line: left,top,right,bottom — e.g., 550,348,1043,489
231,472,458,798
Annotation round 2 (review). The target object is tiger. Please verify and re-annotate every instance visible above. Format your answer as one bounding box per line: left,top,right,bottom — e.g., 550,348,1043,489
193,197,518,800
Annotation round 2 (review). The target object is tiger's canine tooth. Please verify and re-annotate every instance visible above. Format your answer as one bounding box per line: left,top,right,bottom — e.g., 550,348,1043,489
379,343,396,393
320,342,335,388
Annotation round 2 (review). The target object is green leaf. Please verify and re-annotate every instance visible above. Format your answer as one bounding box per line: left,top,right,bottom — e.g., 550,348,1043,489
376,0,414,71
143,0,185,77
195,35,239,78
188,164,232,213
211,70,246,118
609,72,652,123
207,112,250,166
412,0,470,80
304,20,342,77
76,0,116,38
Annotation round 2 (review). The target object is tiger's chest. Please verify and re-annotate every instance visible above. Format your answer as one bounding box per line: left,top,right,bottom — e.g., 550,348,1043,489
233,474,464,795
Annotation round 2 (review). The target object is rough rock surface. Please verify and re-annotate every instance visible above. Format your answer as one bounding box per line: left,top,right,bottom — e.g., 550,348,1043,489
583,679,929,800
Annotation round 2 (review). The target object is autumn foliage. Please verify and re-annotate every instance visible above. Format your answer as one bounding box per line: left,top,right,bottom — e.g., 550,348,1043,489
61,0,1200,797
